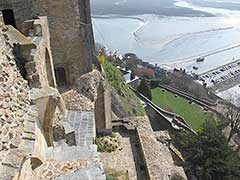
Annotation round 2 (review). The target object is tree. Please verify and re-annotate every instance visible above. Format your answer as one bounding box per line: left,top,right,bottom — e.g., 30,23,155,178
225,96,240,143
173,120,240,180
137,78,152,100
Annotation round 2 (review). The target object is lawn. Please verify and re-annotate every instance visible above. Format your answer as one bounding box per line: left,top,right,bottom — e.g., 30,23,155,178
151,88,213,130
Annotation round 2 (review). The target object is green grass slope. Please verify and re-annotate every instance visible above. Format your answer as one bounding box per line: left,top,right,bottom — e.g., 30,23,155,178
103,61,145,117
152,88,214,130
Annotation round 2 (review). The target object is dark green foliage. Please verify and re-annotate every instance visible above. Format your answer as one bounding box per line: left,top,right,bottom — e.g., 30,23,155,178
170,173,185,180
137,79,152,100
150,79,160,89
173,120,240,180
150,75,171,88
155,74,171,85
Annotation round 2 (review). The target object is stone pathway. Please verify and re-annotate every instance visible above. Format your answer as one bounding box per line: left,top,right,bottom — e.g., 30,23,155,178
63,111,95,146
46,110,106,180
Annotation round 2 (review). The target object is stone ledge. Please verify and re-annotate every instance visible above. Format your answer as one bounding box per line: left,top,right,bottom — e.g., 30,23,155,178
134,116,187,180
0,163,18,180
23,121,36,133
45,145,98,162
22,132,36,141
53,158,106,180
2,149,26,169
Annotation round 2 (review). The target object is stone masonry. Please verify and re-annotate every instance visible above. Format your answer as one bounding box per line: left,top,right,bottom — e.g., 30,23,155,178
0,0,96,86
0,9,109,179
0,25,38,179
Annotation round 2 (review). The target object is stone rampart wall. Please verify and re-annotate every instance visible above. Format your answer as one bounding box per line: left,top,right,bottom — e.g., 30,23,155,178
0,26,38,179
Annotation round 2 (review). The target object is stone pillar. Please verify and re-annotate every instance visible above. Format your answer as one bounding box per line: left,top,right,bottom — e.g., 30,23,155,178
94,80,112,135
57,96,67,116
42,96,58,147
31,87,64,147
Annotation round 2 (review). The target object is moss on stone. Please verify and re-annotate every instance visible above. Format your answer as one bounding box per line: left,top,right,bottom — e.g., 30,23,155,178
96,134,120,153
106,169,129,180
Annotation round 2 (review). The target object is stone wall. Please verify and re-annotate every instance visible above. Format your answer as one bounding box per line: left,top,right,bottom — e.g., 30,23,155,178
131,117,187,180
94,79,112,135
0,20,66,179
0,0,33,28
20,16,56,88
0,25,37,179
0,0,95,86
2,17,57,89
75,69,112,135
21,16,56,88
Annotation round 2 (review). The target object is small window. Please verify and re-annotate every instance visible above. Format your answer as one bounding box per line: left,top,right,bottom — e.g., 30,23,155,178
55,67,67,87
2,9,17,28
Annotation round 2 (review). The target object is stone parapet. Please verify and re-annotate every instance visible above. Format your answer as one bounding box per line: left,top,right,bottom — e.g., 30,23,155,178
132,117,187,180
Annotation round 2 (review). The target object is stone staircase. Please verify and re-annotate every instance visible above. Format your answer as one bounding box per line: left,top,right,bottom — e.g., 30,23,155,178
45,110,106,180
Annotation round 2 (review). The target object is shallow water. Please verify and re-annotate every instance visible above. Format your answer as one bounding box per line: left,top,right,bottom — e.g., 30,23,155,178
92,0,240,74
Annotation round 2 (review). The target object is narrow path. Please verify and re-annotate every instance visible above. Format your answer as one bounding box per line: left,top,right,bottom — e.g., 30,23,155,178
49,110,106,180
63,111,94,146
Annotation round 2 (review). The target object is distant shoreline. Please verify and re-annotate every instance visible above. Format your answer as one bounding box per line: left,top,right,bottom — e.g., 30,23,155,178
92,15,145,22
92,14,240,76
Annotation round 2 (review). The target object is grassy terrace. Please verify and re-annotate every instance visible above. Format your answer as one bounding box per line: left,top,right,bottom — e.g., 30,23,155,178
151,88,214,130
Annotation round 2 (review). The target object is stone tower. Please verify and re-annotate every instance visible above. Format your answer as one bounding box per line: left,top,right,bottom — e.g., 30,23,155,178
0,0,95,86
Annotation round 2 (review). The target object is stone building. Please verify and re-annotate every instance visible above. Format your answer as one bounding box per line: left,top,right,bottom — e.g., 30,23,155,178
0,16,107,179
0,1,188,180
0,0,112,178
0,0,96,86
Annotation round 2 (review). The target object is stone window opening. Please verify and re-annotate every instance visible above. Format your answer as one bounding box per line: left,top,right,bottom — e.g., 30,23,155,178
12,47,28,81
1,9,17,28
55,67,67,87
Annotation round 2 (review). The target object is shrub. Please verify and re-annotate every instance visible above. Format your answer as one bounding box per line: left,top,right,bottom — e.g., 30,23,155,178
172,120,240,180
106,169,129,180
137,78,152,100
170,173,185,180
96,135,120,153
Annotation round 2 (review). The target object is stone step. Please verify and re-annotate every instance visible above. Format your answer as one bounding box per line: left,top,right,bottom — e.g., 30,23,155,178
63,111,95,147
45,145,98,162
53,158,106,180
